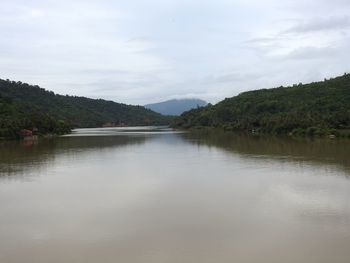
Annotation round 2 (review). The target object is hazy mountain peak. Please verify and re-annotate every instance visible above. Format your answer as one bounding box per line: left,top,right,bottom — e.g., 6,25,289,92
145,98,208,116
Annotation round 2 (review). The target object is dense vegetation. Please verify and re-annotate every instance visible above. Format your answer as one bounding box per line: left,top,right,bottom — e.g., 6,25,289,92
0,94,70,139
0,79,171,139
173,74,350,137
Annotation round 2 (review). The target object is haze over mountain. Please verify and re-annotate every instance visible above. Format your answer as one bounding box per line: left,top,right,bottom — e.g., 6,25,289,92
145,99,208,116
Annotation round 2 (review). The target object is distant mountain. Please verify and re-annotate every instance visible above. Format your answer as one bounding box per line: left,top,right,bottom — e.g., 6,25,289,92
172,74,350,137
0,79,171,138
145,99,208,116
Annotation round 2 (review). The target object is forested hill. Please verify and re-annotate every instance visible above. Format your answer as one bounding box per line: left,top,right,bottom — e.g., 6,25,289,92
0,93,71,138
0,79,170,138
173,74,350,137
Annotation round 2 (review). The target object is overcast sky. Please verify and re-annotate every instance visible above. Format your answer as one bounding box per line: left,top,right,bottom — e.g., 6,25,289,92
1,0,350,105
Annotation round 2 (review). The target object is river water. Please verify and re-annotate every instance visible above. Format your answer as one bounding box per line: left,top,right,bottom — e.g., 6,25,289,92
0,127,349,263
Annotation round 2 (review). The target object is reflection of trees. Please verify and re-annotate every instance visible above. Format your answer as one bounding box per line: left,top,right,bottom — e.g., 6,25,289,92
0,135,147,178
180,130,350,175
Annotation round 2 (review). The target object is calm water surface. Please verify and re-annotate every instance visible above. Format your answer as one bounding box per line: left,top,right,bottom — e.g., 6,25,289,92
0,127,350,263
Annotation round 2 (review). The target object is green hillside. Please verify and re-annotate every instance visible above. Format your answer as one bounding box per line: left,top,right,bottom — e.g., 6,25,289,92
0,94,70,139
173,73,350,137
0,79,170,139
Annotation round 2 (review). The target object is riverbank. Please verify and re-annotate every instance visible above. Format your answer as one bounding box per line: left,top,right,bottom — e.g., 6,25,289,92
174,126,350,139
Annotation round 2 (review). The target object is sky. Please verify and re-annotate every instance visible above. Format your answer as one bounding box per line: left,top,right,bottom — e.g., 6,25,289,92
1,0,350,105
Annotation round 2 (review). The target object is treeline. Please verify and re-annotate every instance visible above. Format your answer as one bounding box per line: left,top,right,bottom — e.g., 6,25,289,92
0,79,171,139
173,73,350,137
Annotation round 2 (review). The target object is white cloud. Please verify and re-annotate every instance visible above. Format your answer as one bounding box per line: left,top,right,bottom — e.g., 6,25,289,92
0,0,350,104
283,16,350,34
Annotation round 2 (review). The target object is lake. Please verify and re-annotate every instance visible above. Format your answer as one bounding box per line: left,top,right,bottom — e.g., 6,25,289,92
1,127,350,263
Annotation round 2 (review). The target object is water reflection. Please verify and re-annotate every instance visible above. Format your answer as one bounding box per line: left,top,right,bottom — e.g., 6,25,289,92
181,130,350,176
66,126,177,136
0,128,350,263
2,129,350,179
0,133,147,178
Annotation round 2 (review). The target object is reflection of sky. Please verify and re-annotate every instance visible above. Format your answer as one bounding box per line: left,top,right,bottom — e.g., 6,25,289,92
0,130,350,262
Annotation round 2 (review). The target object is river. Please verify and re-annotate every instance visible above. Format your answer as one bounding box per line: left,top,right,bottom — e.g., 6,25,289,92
0,127,349,263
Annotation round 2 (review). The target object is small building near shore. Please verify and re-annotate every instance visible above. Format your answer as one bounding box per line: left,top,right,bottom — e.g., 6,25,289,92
20,129,33,137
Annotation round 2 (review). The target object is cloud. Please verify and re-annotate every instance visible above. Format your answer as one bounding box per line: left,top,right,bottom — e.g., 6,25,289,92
204,72,262,84
0,0,350,104
283,16,350,34
285,46,338,60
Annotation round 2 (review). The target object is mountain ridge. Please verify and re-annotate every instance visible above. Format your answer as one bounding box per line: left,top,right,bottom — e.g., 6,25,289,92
145,98,208,116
